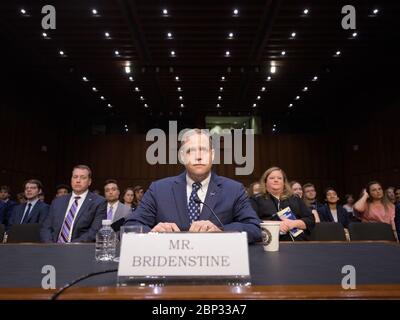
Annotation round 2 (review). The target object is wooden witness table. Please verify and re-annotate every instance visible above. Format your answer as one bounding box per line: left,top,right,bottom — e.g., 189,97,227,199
0,242,400,300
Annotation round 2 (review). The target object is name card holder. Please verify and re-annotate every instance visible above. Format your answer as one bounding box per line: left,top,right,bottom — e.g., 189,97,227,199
117,232,251,286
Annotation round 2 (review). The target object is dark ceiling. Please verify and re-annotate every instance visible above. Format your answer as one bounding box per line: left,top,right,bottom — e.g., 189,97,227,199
1,0,399,133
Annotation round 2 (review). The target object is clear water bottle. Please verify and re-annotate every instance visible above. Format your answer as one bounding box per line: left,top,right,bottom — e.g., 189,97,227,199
95,220,117,262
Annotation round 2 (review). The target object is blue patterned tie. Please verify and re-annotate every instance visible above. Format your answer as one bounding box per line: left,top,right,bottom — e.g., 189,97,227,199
188,182,202,224
58,196,80,243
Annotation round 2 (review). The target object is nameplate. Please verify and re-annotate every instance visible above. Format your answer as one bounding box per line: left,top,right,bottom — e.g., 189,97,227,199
117,232,250,277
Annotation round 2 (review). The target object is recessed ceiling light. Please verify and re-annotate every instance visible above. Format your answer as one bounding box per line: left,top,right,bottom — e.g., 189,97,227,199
167,32,172,38
295,96,300,100
114,50,120,56
352,32,357,37
129,76,134,81
140,96,145,100
100,96,105,100
228,32,234,39
135,87,140,92
144,104,148,108
175,76,180,81
170,51,176,57
180,104,184,108
312,76,318,81
303,86,308,92
281,51,286,56
373,8,379,15
252,103,257,108
105,32,110,38
291,32,296,38
270,66,276,74
92,9,98,15
289,103,293,108
256,96,261,100
221,76,225,80
177,87,182,91
219,87,223,91
162,9,168,15
218,96,222,100
125,66,131,74
261,87,266,91
233,9,239,15
216,104,221,108
267,76,272,81
335,50,341,56
107,103,112,108
179,96,183,100
42,32,47,38
303,8,309,15
225,51,230,57
82,76,88,82
92,87,97,92
59,50,64,56
20,9,26,14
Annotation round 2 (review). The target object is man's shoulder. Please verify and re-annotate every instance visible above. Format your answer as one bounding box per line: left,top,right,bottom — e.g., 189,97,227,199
37,200,50,209
88,192,106,204
212,174,243,189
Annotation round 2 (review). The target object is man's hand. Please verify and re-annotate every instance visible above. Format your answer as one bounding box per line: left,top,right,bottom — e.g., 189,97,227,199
189,220,222,232
151,222,180,232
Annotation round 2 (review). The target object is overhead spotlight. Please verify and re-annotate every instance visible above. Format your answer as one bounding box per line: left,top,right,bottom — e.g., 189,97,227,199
373,8,379,15
167,32,173,38
114,50,120,56
270,66,276,74
291,32,296,38
252,103,257,108
272,128,276,132
20,8,26,14
140,96,145,100
107,103,112,108
352,32,358,37
105,32,110,38
82,76,88,82
100,96,105,100
129,76,134,81
170,50,176,56
175,76,180,81
221,76,225,81
92,9,98,15
92,87,97,92
228,32,234,39
281,51,286,56
125,66,131,74
267,76,272,81
144,104,148,108
59,50,65,56
177,87,182,91
225,51,230,57
289,103,293,108
256,96,261,100
233,9,239,16
219,87,223,91
134,87,140,92
302,86,308,92
216,104,221,108
335,50,341,56
312,76,318,81
180,104,184,108
295,96,300,100
261,87,266,91
179,96,183,100
217,96,222,100
303,8,309,15
162,9,168,15
42,32,48,38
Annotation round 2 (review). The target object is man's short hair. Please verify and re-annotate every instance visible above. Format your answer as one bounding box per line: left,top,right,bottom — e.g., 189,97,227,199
56,184,70,192
180,128,213,150
104,179,119,189
23,179,43,191
0,185,11,193
324,187,337,198
72,164,92,178
303,183,315,190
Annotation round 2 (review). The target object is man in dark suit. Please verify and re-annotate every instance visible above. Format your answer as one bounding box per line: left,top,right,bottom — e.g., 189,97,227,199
395,203,400,241
8,180,49,229
40,165,106,243
125,129,261,243
0,185,17,227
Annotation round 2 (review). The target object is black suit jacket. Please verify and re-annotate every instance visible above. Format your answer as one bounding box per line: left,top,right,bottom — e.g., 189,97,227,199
395,204,400,240
8,201,49,229
40,191,107,243
250,194,315,241
318,204,351,228
0,200,17,228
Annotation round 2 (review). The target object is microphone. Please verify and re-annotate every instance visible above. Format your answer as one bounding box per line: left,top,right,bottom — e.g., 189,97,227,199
193,194,224,231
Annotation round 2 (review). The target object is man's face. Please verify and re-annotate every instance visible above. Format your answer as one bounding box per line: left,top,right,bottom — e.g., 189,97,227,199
24,183,40,201
71,168,91,194
56,188,69,197
0,189,9,201
104,183,120,203
326,190,339,204
180,133,214,180
395,189,400,202
304,186,316,201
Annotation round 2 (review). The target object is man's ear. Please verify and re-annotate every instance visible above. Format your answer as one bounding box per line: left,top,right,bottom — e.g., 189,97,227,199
88,179,92,187
211,148,215,162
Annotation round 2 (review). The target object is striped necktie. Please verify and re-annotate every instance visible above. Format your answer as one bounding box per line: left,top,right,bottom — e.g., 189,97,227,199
20,203,32,224
58,196,81,243
107,204,113,220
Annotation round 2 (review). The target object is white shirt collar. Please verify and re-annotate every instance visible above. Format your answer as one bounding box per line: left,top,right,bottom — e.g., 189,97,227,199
186,172,211,191
26,198,39,207
71,189,89,201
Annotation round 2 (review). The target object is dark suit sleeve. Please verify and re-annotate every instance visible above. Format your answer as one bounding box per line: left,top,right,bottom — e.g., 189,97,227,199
40,200,57,242
295,197,315,232
72,199,107,243
222,185,262,243
7,205,18,229
124,182,157,232
38,203,50,225
395,204,400,240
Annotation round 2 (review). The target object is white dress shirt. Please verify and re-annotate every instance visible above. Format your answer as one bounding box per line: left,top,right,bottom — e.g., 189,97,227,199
61,190,89,242
186,173,211,213
107,202,118,221
331,209,338,222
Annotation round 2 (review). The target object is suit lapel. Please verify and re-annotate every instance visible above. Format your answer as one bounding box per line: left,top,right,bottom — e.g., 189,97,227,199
55,195,71,236
73,192,93,228
113,202,123,222
172,172,190,229
199,173,221,221
25,202,39,223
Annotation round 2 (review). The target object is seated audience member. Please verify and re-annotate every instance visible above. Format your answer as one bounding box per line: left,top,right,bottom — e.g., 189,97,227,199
125,129,261,243
250,167,315,241
248,181,262,198
353,181,396,235
395,203,400,240
104,179,132,223
385,187,396,204
395,187,400,205
290,181,303,198
318,188,351,228
132,185,144,210
122,187,135,209
8,180,49,229
55,184,70,198
16,192,26,204
0,185,17,226
40,165,107,243
343,194,355,214
303,183,322,223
